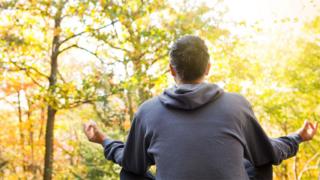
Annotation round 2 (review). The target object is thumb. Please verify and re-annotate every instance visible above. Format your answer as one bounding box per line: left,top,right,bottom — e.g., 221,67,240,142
83,122,91,132
303,120,309,130
88,120,99,131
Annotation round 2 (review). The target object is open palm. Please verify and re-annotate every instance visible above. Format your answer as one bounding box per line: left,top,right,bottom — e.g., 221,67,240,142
83,120,106,144
297,121,318,142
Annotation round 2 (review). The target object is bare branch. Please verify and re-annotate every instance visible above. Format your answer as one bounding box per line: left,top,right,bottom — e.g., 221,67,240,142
59,20,119,45
58,44,77,54
58,44,108,64
9,60,48,78
67,99,94,109
57,69,66,83
298,152,320,179
150,53,167,66
0,96,8,102
1,67,21,72
25,71,45,88
112,20,119,38
104,41,131,53
7,60,47,88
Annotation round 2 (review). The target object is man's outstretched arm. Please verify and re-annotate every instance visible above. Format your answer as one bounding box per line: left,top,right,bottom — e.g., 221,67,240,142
83,119,154,176
268,121,318,165
240,96,318,167
244,117,317,180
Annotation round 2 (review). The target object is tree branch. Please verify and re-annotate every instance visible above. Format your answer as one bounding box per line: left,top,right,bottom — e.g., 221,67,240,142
8,60,46,88
99,38,131,53
26,72,45,88
58,43,124,65
58,44,77,55
298,152,320,179
9,60,48,78
67,99,94,109
59,20,119,45
58,44,107,64
150,53,167,66
57,69,66,83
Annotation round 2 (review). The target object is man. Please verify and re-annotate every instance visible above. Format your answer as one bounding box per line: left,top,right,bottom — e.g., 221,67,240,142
84,35,318,180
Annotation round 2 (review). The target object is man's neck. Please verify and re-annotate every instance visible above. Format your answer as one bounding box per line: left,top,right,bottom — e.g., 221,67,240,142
176,78,205,85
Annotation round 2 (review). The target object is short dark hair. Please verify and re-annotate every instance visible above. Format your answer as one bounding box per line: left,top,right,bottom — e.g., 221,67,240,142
169,35,210,82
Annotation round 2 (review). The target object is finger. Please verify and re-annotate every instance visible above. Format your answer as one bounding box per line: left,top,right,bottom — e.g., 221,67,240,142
309,122,315,130
312,122,318,129
83,123,90,132
309,123,317,133
87,120,95,127
89,120,99,131
313,122,318,134
89,119,96,125
303,120,308,129
309,122,317,136
83,124,92,137
84,122,96,134
87,123,95,132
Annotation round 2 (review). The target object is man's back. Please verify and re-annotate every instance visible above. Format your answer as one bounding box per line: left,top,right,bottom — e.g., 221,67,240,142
136,83,249,180
102,83,302,180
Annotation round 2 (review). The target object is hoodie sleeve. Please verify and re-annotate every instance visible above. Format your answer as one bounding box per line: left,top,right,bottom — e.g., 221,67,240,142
102,115,154,175
241,97,300,167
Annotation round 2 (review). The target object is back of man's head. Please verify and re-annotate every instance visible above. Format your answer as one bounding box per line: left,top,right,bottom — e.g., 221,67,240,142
169,35,210,82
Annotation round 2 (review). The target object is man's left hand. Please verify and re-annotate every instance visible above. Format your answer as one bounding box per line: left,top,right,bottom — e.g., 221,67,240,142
297,120,318,142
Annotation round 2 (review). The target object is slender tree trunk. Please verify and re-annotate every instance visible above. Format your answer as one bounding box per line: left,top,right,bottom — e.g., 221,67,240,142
124,62,134,123
27,107,36,174
39,105,45,141
318,162,320,180
293,156,298,180
127,90,134,122
284,163,289,180
17,90,26,172
43,4,62,179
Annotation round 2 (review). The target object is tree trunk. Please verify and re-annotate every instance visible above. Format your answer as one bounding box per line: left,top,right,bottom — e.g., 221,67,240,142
17,90,26,172
293,156,298,180
43,106,56,180
39,105,45,141
26,101,36,174
43,4,62,179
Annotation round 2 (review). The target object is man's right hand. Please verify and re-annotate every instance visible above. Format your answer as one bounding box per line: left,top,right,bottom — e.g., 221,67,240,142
83,120,107,145
297,120,318,142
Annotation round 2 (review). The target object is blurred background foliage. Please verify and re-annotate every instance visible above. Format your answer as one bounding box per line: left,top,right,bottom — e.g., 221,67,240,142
0,0,319,179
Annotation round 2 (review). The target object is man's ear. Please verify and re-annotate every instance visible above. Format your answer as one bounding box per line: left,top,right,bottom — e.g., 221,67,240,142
170,64,176,77
205,63,211,75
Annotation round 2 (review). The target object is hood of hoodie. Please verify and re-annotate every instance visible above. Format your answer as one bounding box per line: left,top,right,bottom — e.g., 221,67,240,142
158,83,224,110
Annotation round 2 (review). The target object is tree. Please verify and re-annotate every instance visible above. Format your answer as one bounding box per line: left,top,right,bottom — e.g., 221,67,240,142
0,0,116,178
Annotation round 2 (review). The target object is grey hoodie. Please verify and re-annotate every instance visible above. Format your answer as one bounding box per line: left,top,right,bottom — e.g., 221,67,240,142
103,83,301,180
